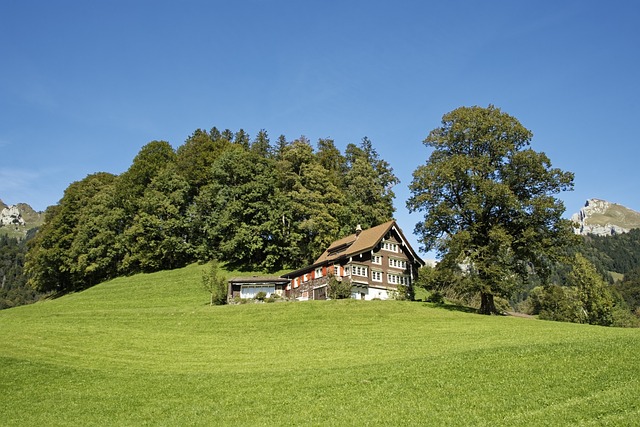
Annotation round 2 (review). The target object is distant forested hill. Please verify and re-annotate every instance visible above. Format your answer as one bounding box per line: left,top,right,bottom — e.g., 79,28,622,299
581,229,640,276
0,234,42,309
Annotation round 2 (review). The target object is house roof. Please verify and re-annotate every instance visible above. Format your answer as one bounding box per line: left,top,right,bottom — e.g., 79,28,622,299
228,276,290,285
282,220,424,278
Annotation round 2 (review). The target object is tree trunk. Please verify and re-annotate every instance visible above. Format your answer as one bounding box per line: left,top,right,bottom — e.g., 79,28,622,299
479,292,498,315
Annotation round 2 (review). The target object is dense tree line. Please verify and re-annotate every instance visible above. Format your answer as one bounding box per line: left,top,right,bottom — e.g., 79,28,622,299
25,129,398,294
0,232,42,309
580,229,640,275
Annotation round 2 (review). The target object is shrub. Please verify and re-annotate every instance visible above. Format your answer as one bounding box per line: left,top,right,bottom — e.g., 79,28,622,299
537,285,585,324
255,291,267,301
393,284,414,301
426,291,445,304
328,274,352,299
611,305,640,328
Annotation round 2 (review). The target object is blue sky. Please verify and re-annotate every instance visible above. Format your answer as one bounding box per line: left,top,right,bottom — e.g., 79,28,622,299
1,0,639,255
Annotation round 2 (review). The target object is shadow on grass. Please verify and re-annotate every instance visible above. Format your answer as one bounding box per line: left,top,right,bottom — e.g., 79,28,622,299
420,300,478,314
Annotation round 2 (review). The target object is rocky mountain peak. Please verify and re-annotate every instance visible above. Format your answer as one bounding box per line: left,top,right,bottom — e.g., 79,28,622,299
0,205,26,226
0,199,44,238
571,198,640,236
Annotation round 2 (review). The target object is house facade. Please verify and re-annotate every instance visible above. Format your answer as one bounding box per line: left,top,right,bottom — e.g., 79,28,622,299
282,220,424,300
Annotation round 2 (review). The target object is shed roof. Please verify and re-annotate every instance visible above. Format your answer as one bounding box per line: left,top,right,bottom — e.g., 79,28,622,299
228,276,290,285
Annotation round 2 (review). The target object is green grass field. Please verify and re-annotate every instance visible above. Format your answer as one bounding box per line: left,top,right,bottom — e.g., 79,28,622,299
1,263,639,426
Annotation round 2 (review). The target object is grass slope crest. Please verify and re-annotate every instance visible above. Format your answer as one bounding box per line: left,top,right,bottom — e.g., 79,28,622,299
571,198,640,236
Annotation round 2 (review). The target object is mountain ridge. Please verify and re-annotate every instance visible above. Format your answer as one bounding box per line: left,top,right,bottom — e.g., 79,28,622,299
0,199,44,239
571,198,640,236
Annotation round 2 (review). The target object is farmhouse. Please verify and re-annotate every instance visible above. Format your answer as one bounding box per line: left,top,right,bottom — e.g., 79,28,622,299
282,220,424,300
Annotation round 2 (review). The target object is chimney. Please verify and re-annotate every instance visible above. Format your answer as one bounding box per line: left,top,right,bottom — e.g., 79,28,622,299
355,224,362,237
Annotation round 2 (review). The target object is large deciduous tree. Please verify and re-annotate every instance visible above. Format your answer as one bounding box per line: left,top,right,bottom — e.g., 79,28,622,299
408,105,576,314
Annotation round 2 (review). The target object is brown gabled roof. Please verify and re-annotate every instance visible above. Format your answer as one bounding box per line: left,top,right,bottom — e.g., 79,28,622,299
314,220,396,264
282,220,424,279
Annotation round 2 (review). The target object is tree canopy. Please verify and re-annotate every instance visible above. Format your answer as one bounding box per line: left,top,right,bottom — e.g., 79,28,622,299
408,105,576,314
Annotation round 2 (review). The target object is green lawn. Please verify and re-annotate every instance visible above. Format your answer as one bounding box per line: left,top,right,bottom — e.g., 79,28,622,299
1,263,639,426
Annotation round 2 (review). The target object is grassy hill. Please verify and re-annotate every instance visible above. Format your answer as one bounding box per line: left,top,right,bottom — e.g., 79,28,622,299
1,264,639,426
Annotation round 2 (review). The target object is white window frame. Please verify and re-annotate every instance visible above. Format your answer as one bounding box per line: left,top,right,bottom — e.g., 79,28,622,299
315,267,323,278
371,270,383,282
387,273,410,286
382,240,399,253
372,255,382,265
351,264,368,277
388,258,407,269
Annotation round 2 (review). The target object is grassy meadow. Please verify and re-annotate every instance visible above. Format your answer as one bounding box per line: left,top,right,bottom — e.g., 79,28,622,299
1,263,639,426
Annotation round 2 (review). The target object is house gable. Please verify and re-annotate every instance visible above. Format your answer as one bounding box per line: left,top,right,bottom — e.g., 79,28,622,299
282,220,424,300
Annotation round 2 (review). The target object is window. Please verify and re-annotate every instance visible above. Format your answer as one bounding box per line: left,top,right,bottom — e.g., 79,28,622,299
388,274,410,285
382,240,398,253
371,270,382,282
315,267,323,278
240,285,275,299
372,255,382,265
351,264,368,277
388,258,407,269
333,265,341,276
294,278,299,288
303,274,309,282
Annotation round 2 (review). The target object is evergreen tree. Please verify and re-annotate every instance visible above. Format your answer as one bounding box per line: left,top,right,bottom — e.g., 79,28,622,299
251,129,271,157
343,137,398,234
0,235,41,309
274,134,289,159
234,129,250,149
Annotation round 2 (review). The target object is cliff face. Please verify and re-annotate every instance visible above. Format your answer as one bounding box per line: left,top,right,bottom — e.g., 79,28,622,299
0,200,44,238
0,205,26,226
571,199,640,236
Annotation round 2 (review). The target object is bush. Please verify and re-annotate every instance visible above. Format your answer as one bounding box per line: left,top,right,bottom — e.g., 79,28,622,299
494,297,512,314
426,291,444,304
611,306,640,328
537,285,585,324
255,291,267,301
392,284,413,301
328,274,352,299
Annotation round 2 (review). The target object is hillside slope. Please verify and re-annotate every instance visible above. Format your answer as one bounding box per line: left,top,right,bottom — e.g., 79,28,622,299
1,263,639,426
